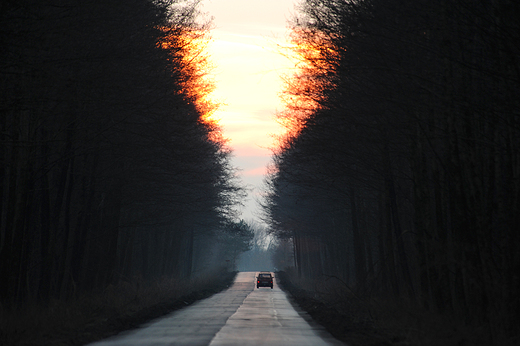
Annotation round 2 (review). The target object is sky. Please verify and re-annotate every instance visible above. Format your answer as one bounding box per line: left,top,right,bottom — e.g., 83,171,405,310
201,0,298,221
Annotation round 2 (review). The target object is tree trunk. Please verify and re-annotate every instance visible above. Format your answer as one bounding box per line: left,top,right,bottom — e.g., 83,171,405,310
350,188,366,290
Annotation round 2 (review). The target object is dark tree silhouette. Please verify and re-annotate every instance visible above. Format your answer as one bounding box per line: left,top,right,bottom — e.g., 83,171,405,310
263,0,520,339
0,0,245,308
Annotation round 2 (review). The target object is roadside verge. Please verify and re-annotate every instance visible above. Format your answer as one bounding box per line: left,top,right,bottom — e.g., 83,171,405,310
1,271,237,346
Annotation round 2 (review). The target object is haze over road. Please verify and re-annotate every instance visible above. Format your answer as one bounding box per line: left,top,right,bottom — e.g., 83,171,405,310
87,272,344,346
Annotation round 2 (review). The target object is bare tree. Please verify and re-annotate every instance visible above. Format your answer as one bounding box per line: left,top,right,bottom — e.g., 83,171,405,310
263,0,520,338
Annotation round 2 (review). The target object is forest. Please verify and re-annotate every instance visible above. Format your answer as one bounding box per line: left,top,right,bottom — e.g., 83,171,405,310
2,0,520,344
0,0,251,310
263,0,519,342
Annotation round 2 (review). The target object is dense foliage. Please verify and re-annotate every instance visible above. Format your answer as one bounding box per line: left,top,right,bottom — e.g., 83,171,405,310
264,0,519,340
0,0,245,308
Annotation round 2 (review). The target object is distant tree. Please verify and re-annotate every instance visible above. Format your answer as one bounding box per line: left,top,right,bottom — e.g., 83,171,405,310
216,220,255,270
236,221,276,272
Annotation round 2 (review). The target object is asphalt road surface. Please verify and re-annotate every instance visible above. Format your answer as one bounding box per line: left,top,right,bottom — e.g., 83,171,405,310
86,272,345,346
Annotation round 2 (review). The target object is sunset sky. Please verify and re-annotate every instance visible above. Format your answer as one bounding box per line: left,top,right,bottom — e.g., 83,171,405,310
202,0,298,220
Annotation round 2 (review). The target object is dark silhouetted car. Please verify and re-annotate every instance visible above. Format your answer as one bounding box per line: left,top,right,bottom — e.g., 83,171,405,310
256,272,273,289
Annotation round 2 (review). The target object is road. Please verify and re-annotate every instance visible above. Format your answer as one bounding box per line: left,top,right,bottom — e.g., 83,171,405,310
86,272,345,346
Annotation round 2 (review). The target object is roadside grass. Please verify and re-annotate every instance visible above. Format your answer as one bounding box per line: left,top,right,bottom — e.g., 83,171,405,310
276,270,517,346
0,270,237,346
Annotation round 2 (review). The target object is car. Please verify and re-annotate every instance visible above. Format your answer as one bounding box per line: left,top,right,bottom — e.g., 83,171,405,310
256,272,273,289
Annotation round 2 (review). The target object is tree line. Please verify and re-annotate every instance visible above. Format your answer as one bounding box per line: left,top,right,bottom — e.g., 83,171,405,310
0,0,247,308
263,0,519,338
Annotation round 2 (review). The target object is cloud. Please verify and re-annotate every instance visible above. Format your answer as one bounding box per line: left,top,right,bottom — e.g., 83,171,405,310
243,166,269,177
231,144,270,156
232,154,271,171
202,0,296,36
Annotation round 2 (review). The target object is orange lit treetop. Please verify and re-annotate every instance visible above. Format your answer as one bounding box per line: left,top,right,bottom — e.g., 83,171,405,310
276,27,340,143
158,24,221,134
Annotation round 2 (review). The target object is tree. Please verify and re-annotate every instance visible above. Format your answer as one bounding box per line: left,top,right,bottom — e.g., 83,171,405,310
0,0,244,307
263,0,520,338
217,220,255,270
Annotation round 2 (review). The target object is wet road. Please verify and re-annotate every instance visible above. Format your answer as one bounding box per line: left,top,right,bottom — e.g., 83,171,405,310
86,272,345,346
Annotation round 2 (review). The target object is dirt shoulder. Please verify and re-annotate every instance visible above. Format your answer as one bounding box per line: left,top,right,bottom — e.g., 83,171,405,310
276,271,515,346
276,271,392,346
71,285,233,346
1,271,237,346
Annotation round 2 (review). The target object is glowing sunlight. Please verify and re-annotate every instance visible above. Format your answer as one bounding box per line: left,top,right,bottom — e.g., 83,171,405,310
203,0,297,219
